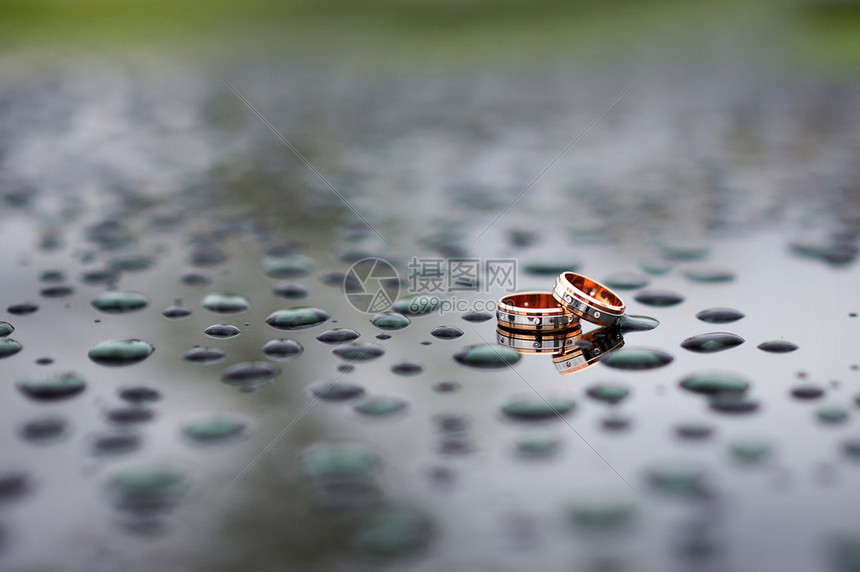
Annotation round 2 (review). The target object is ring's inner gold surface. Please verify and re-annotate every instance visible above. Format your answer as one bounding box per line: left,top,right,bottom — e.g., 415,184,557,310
566,273,623,308
501,292,564,312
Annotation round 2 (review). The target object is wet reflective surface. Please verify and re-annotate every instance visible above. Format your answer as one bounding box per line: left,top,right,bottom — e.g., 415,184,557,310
0,55,858,572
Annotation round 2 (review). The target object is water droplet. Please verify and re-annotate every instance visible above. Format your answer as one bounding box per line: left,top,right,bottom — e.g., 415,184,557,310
162,305,191,319
189,244,226,266
92,433,142,456
791,385,825,400
262,253,313,278
709,394,760,414
758,340,798,353
569,500,635,529
461,311,493,323
17,373,86,401
91,291,150,314
316,328,361,344
19,416,68,444
353,508,433,557
106,407,155,426
39,269,66,283
39,284,74,298
220,362,280,390
301,442,381,481
0,321,13,337
516,435,562,459
7,302,38,315
601,413,632,431
391,362,423,375
201,293,250,315
696,307,744,324
619,314,660,332
601,347,673,370
729,440,771,463
183,347,227,365
659,238,709,260
182,415,250,444
181,271,211,286
88,339,154,366
523,261,581,276
646,464,710,499
674,422,714,441
434,380,460,393
840,439,860,461
634,290,685,307
586,383,629,404
0,472,31,502
680,372,749,395
430,326,464,340
204,324,242,339
354,395,408,416
391,295,441,317
80,267,119,285
108,253,153,272
790,240,857,266
272,282,308,300
0,338,23,359
817,406,849,424
501,396,575,420
261,339,303,361
602,271,650,290
682,265,737,284
333,343,385,362
454,344,521,369
371,312,411,330
309,380,366,401
106,467,189,513
266,307,331,330
640,258,673,275
681,332,745,353
118,386,162,404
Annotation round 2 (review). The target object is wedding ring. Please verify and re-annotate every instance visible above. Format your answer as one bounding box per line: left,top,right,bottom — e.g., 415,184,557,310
496,291,579,332
496,323,582,354
552,326,624,375
552,272,625,327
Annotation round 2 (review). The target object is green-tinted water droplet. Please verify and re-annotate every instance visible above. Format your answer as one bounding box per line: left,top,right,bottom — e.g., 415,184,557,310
91,291,149,314
300,443,381,481
646,463,709,499
262,253,314,278
88,339,154,366
586,383,629,404
516,435,562,459
184,347,227,365
220,362,280,390
682,266,736,284
523,261,581,276
108,253,153,272
454,344,521,369
601,347,673,370
371,312,411,330
262,339,303,361
0,321,13,337
391,295,441,317
106,467,189,512
729,440,771,463
183,415,250,444
266,307,330,330
316,328,360,344
640,258,673,275
619,314,660,332
353,508,433,558
696,307,744,324
634,290,685,307
659,238,709,260
569,500,635,530
679,372,749,395
602,271,650,290
201,293,250,315
430,326,464,340
681,332,745,353
354,395,408,416
0,338,23,359
758,340,798,353
17,373,86,401
501,396,575,420
332,343,385,362
817,406,849,424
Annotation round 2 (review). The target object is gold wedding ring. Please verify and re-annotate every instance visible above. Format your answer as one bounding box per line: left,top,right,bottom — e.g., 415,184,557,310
496,291,579,332
552,272,625,327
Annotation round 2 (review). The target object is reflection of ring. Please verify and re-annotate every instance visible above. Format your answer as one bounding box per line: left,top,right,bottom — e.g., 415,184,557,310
552,272,625,327
496,324,582,354
552,326,624,375
496,291,579,332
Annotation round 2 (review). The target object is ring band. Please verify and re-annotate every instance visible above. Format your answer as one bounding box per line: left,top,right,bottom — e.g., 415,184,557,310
496,324,582,354
552,326,625,375
552,272,625,327
496,291,579,332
